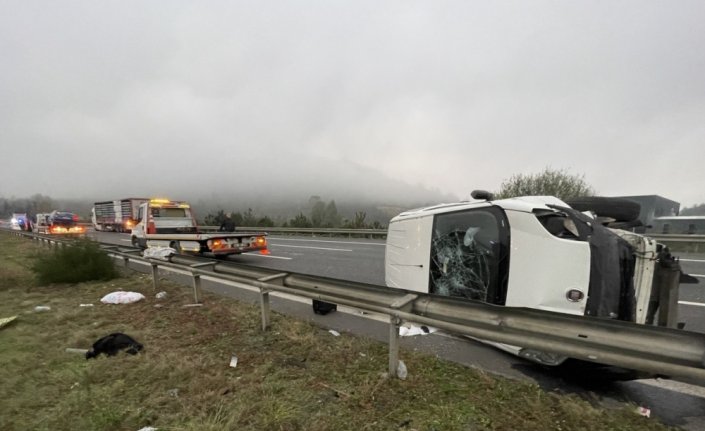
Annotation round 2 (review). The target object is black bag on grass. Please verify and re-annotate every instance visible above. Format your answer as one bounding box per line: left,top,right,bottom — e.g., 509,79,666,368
86,333,143,359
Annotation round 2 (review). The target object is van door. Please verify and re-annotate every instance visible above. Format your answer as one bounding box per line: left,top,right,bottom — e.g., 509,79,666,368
429,206,510,305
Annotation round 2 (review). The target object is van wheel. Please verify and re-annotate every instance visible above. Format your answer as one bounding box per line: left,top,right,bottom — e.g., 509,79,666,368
131,237,141,249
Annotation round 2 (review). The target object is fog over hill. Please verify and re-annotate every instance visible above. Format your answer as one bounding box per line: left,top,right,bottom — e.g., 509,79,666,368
1,157,460,223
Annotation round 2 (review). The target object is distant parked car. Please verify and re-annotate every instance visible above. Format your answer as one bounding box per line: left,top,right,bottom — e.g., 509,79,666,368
11,213,30,231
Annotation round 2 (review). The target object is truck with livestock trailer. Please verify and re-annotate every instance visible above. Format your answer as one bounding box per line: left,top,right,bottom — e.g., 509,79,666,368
34,211,86,236
130,198,268,257
92,198,149,232
384,191,696,367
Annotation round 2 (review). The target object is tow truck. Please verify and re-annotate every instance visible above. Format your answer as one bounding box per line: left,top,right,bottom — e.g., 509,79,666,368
130,199,268,257
385,191,695,366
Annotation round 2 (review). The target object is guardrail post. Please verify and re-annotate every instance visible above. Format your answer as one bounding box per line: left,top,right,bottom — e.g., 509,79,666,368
151,263,159,290
389,315,401,377
260,288,270,330
256,273,289,331
189,263,217,304
192,274,201,303
387,293,418,379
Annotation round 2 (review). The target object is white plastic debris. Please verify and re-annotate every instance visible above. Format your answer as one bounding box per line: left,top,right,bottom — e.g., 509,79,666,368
155,291,167,299
100,291,146,304
79,303,94,307
65,348,89,355
230,355,238,368
142,247,176,261
399,324,438,337
328,329,340,337
182,303,203,308
397,360,408,380
636,406,651,418
137,427,158,431
34,306,51,312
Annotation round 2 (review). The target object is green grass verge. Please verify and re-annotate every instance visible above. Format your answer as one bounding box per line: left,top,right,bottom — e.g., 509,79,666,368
0,232,672,431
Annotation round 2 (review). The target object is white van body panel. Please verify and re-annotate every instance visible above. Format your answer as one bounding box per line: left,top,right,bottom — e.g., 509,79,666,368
503,209,590,315
385,216,434,292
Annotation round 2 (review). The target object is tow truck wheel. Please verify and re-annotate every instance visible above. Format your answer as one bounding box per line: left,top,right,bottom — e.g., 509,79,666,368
170,241,182,254
131,236,142,249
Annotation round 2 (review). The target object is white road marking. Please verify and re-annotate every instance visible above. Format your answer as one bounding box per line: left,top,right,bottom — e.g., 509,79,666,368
679,301,705,307
269,237,385,246
242,252,292,260
680,259,705,263
636,378,705,399
270,244,353,252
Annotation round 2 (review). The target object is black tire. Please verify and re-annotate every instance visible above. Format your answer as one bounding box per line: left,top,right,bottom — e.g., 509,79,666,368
131,236,143,249
564,197,641,222
170,241,182,254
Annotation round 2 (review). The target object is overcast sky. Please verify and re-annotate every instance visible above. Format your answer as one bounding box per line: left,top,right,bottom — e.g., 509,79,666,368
1,1,704,206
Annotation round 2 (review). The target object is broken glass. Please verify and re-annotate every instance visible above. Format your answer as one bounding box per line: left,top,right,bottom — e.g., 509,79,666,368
430,227,491,301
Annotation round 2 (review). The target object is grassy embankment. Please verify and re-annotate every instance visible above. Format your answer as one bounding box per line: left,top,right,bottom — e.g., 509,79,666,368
0,232,671,431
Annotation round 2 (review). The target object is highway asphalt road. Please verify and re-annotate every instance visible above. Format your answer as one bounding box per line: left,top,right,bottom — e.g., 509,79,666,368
94,231,705,429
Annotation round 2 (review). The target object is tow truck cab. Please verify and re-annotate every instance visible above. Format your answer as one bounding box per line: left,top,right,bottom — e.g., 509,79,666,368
133,199,197,235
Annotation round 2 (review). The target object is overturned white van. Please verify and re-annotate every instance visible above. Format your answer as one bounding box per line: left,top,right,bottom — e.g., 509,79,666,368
385,191,687,366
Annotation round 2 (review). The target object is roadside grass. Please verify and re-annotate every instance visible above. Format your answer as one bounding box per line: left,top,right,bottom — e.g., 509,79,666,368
32,238,118,284
0,232,673,431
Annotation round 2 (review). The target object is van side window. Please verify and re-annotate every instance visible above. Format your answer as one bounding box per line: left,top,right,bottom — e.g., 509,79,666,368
429,207,510,305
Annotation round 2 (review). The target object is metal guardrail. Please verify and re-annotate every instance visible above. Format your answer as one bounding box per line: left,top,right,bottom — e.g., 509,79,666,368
647,234,705,253
5,229,705,383
200,226,388,238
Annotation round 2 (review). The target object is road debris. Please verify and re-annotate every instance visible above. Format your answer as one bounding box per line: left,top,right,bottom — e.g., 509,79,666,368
636,406,651,418
85,333,144,359
100,291,145,304
0,316,18,330
34,306,51,312
397,360,408,380
328,329,340,337
229,355,238,368
155,291,167,299
399,323,437,337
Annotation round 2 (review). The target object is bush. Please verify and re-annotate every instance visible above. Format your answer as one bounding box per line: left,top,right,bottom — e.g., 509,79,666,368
32,239,118,284
496,167,595,200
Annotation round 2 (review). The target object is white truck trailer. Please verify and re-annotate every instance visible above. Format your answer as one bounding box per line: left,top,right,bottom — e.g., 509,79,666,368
92,198,149,232
130,199,268,257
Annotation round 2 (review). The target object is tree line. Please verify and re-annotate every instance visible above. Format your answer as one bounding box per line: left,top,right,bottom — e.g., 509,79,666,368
203,196,384,229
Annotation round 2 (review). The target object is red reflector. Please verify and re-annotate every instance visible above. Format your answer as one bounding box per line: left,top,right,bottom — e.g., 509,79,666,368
260,249,270,255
